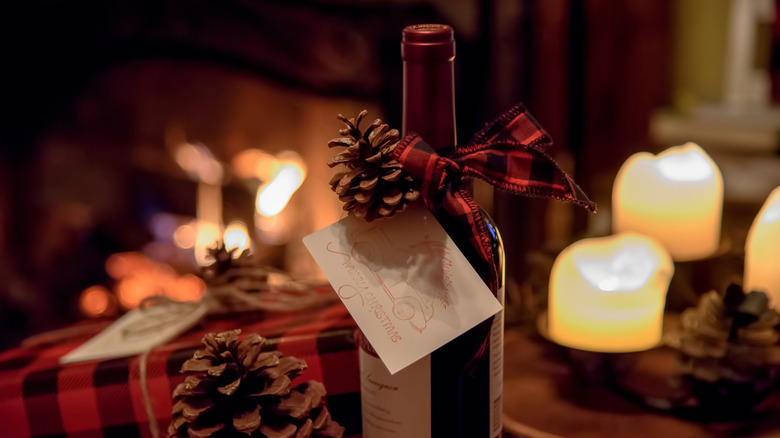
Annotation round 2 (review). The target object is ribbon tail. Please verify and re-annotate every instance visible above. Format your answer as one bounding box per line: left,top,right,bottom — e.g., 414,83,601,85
468,103,552,151
455,141,596,213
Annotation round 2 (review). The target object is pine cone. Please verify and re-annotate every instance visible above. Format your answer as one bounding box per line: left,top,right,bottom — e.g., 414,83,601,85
202,243,294,290
169,330,345,438
668,283,780,417
328,110,419,221
674,286,780,381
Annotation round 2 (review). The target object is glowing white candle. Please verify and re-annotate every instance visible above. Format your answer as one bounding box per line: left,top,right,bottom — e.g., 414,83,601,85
744,186,780,307
612,142,723,261
549,232,674,352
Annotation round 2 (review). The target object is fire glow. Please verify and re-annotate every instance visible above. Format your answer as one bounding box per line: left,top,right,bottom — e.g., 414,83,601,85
256,163,306,217
109,252,206,309
223,221,251,255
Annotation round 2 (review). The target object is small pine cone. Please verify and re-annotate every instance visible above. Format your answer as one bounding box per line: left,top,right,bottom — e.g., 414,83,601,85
328,110,420,221
672,286,780,383
201,242,294,308
202,242,293,290
201,242,255,285
168,330,345,438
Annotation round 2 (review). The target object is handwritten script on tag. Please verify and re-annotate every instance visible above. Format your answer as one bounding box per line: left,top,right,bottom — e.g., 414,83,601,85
60,302,208,365
303,204,502,374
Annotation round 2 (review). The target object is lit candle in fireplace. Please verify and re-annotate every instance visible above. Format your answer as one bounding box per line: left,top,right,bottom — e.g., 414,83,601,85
173,142,224,266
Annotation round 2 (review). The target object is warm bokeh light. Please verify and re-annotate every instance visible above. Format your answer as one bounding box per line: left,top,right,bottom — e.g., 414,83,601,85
194,221,221,267
116,275,161,309
255,210,292,244
231,148,276,180
223,221,251,255
195,180,223,267
173,142,224,184
105,251,209,309
275,150,306,170
166,274,207,302
173,221,197,249
106,252,155,280
79,285,116,317
255,163,306,217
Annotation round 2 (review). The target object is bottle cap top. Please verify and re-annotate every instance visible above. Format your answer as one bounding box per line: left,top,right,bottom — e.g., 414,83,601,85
402,24,455,61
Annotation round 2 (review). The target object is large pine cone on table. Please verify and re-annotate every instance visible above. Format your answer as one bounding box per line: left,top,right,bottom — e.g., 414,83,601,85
168,329,344,438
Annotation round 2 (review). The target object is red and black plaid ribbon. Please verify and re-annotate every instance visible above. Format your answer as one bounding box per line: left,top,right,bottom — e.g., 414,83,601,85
393,103,596,291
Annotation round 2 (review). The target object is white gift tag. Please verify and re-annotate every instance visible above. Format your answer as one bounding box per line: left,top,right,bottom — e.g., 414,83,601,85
303,204,502,374
60,302,208,365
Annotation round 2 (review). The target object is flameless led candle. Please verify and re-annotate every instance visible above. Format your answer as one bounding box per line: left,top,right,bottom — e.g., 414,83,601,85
744,186,780,307
612,142,723,261
549,232,674,352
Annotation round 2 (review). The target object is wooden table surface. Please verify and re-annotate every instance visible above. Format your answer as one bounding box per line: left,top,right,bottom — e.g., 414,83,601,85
502,329,780,438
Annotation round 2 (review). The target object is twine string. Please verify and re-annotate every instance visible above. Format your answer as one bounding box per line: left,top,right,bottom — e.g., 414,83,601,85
139,349,161,438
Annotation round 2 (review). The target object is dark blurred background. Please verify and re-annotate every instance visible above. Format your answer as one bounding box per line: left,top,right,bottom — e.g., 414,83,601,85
1,0,778,349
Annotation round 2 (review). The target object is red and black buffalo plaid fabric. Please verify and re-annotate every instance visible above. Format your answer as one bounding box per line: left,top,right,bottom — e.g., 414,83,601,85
0,296,360,438
393,103,596,292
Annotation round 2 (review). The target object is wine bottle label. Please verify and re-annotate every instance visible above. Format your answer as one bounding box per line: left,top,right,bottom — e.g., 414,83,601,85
360,349,431,437
489,301,504,438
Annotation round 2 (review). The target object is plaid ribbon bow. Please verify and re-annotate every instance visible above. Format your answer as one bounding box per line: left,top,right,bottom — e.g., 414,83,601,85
392,103,596,291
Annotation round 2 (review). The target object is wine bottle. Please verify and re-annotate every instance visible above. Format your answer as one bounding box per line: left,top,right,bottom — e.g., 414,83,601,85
358,24,505,438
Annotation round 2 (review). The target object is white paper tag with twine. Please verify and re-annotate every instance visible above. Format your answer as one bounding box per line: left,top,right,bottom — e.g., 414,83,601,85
303,204,502,374
60,302,208,364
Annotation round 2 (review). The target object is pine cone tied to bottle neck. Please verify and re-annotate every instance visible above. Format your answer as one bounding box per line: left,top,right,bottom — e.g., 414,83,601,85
328,110,420,221
169,329,344,438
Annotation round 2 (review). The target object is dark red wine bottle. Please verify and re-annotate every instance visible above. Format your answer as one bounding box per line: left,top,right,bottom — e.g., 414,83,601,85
358,24,505,438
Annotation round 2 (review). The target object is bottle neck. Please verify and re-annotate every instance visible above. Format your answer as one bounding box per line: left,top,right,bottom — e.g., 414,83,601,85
401,24,457,151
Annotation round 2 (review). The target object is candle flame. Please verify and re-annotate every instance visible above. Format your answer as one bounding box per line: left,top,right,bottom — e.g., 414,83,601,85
194,221,221,266
255,162,306,217
223,221,251,255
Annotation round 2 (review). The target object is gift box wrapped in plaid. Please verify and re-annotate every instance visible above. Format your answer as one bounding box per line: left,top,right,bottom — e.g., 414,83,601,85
0,299,360,438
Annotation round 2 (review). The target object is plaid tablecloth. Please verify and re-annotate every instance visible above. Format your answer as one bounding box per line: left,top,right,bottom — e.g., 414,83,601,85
0,300,361,438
